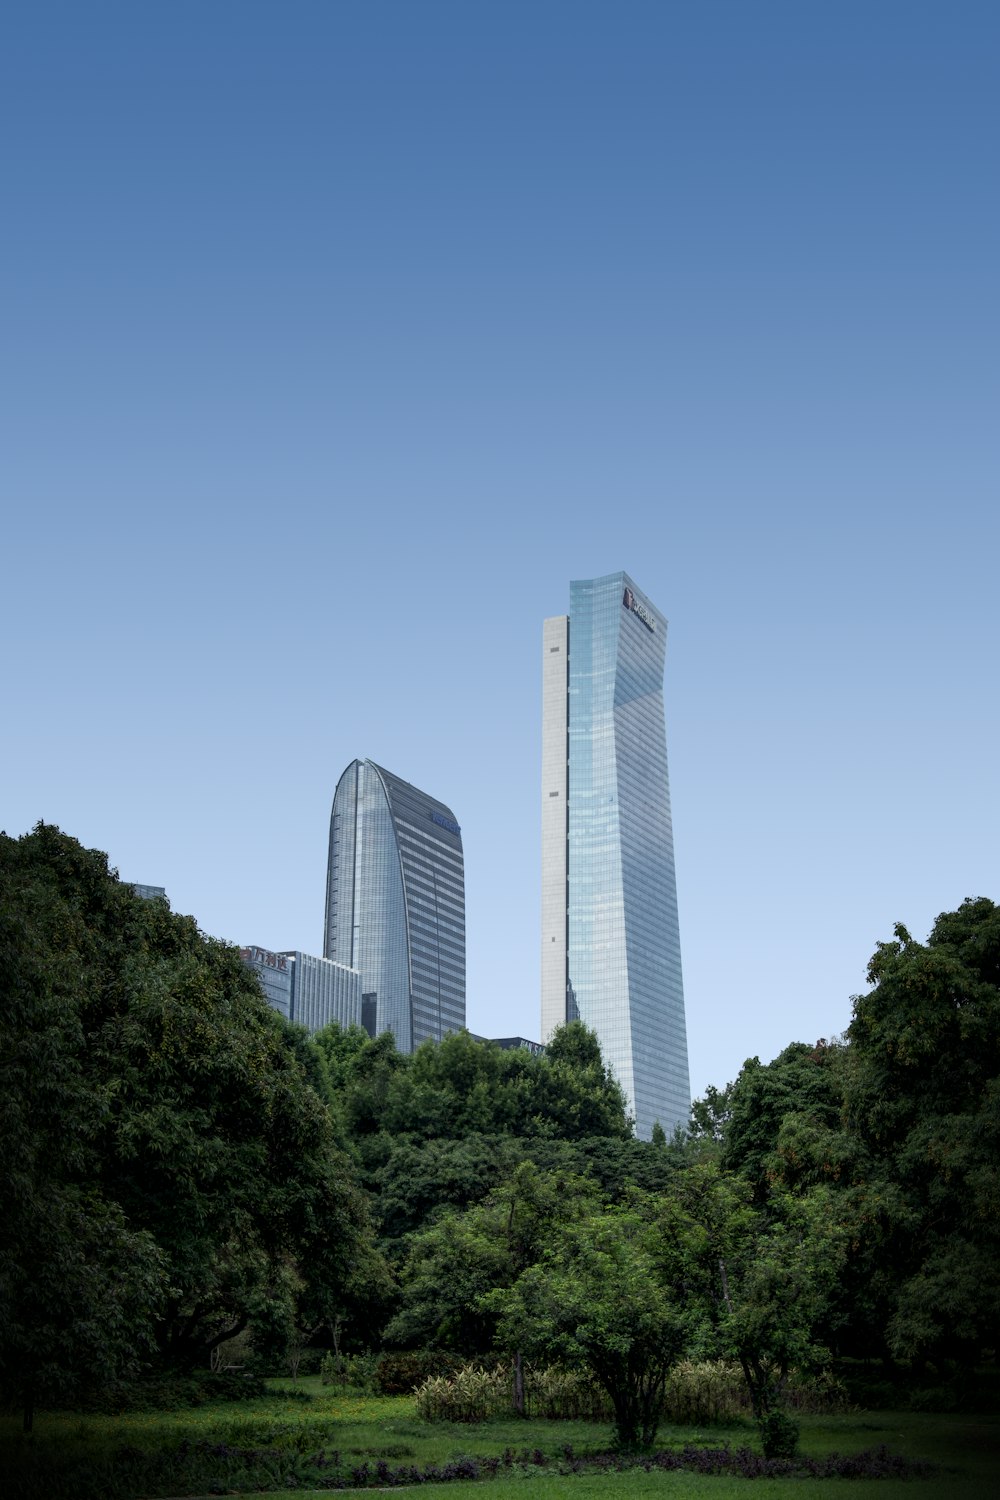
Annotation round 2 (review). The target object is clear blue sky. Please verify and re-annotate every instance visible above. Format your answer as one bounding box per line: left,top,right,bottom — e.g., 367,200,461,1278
3,1,997,1101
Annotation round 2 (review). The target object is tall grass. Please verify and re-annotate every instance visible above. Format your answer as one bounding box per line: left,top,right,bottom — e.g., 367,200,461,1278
415,1361,853,1425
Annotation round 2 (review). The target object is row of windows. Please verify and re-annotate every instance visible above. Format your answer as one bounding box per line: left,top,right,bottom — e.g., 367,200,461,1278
410,944,465,977
413,975,464,1000
399,861,465,902
395,820,464,863
400,854,464,890
405,873,466,913
409,911,465,943
397,838,464,875
411,951,465,985
401,848,465,884
412,965,465,995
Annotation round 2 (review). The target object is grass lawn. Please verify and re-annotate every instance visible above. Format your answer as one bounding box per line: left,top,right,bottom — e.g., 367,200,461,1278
2,1380,998,1498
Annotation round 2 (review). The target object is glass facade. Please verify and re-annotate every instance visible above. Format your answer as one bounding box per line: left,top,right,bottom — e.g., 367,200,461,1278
286,950,361,1033
324,759,465,1053
542,572,690,1138
240,945,293,1020
241,946,361,1034
130,883,167,902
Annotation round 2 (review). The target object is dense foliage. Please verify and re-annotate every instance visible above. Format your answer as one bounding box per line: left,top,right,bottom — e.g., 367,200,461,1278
0,825,383,1427
2,821,996,1449
719,896,1000,1373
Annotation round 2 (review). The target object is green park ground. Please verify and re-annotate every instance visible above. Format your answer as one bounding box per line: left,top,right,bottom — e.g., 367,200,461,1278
3,1381,999,1500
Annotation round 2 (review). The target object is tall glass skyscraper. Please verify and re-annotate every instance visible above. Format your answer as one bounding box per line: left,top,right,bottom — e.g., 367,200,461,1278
324,759,465,1053
541,572,691,1138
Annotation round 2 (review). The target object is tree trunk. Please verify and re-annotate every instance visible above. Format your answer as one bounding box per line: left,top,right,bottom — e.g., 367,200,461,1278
610,1383,642,1451
512,1351,525,1416
719,1256,766,1416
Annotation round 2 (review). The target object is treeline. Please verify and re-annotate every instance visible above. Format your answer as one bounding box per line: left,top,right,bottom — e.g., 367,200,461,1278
1,825,998,1448
309,1014,682,1258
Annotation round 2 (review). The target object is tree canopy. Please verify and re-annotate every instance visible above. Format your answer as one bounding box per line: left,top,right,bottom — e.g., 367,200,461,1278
844,898,1000,1364
0,824,384,1420
3,824,996,1436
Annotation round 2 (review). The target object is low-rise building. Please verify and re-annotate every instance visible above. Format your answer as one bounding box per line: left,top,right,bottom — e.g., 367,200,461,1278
241,944,361,1034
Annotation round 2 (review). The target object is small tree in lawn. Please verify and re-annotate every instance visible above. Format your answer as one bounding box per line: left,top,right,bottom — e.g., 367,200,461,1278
648,1164,844,1460
716,1187,843,1457
489,1204,689,1451
385,1163,598,1413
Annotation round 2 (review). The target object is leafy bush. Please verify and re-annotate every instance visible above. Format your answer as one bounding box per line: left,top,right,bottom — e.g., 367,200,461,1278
83,1369,267,1412
836,1361,998,1414
662,1361,745,1424
785,1367,854,1414
413,1358,852,1427
321,1351,380,1391
287,1345,325,1378
375,1350,464,1394
661,1361,852,1425
415,1363,610,1422
526,1366,610,1420
210,1331,264,1376
416,1367,508,1422
757,1409,800,1458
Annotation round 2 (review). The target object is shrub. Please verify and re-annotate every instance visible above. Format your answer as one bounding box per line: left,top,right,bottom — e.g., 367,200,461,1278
416,1367,508,1422
785,1368,854,1415
415,1363,611,1423
82,1369,267,1413
376,1350,464,1394
321,1351,380,1391
414,1359,851,1428
661,1361,853,1425
288,1345,325,1378
210,1331,263,1377
525,1366,610,1421
662,1362,745,1425
758,1410,800,1459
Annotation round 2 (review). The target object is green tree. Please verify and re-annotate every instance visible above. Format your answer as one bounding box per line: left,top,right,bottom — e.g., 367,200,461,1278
384,1163,596,1356
0,825,385,1394
374,1134,522,1259
322,1020,632,1152
647,1162,846,1456
688,1082,734,1149
723,1042,846,1202
845,898,1000,1366
490,1199,688,1450
0,860,166,1428
308,1020,372,1146
312,1020,636,1281
536,1021,632,1140
716,1188,844,1454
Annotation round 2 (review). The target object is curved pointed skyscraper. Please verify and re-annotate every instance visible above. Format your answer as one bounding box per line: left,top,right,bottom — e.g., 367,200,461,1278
324,759,465,1053
541,572,690,1137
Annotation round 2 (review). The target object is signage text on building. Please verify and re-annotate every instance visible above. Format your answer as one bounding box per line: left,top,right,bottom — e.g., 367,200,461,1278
240,946,289,972
623,586,656,632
